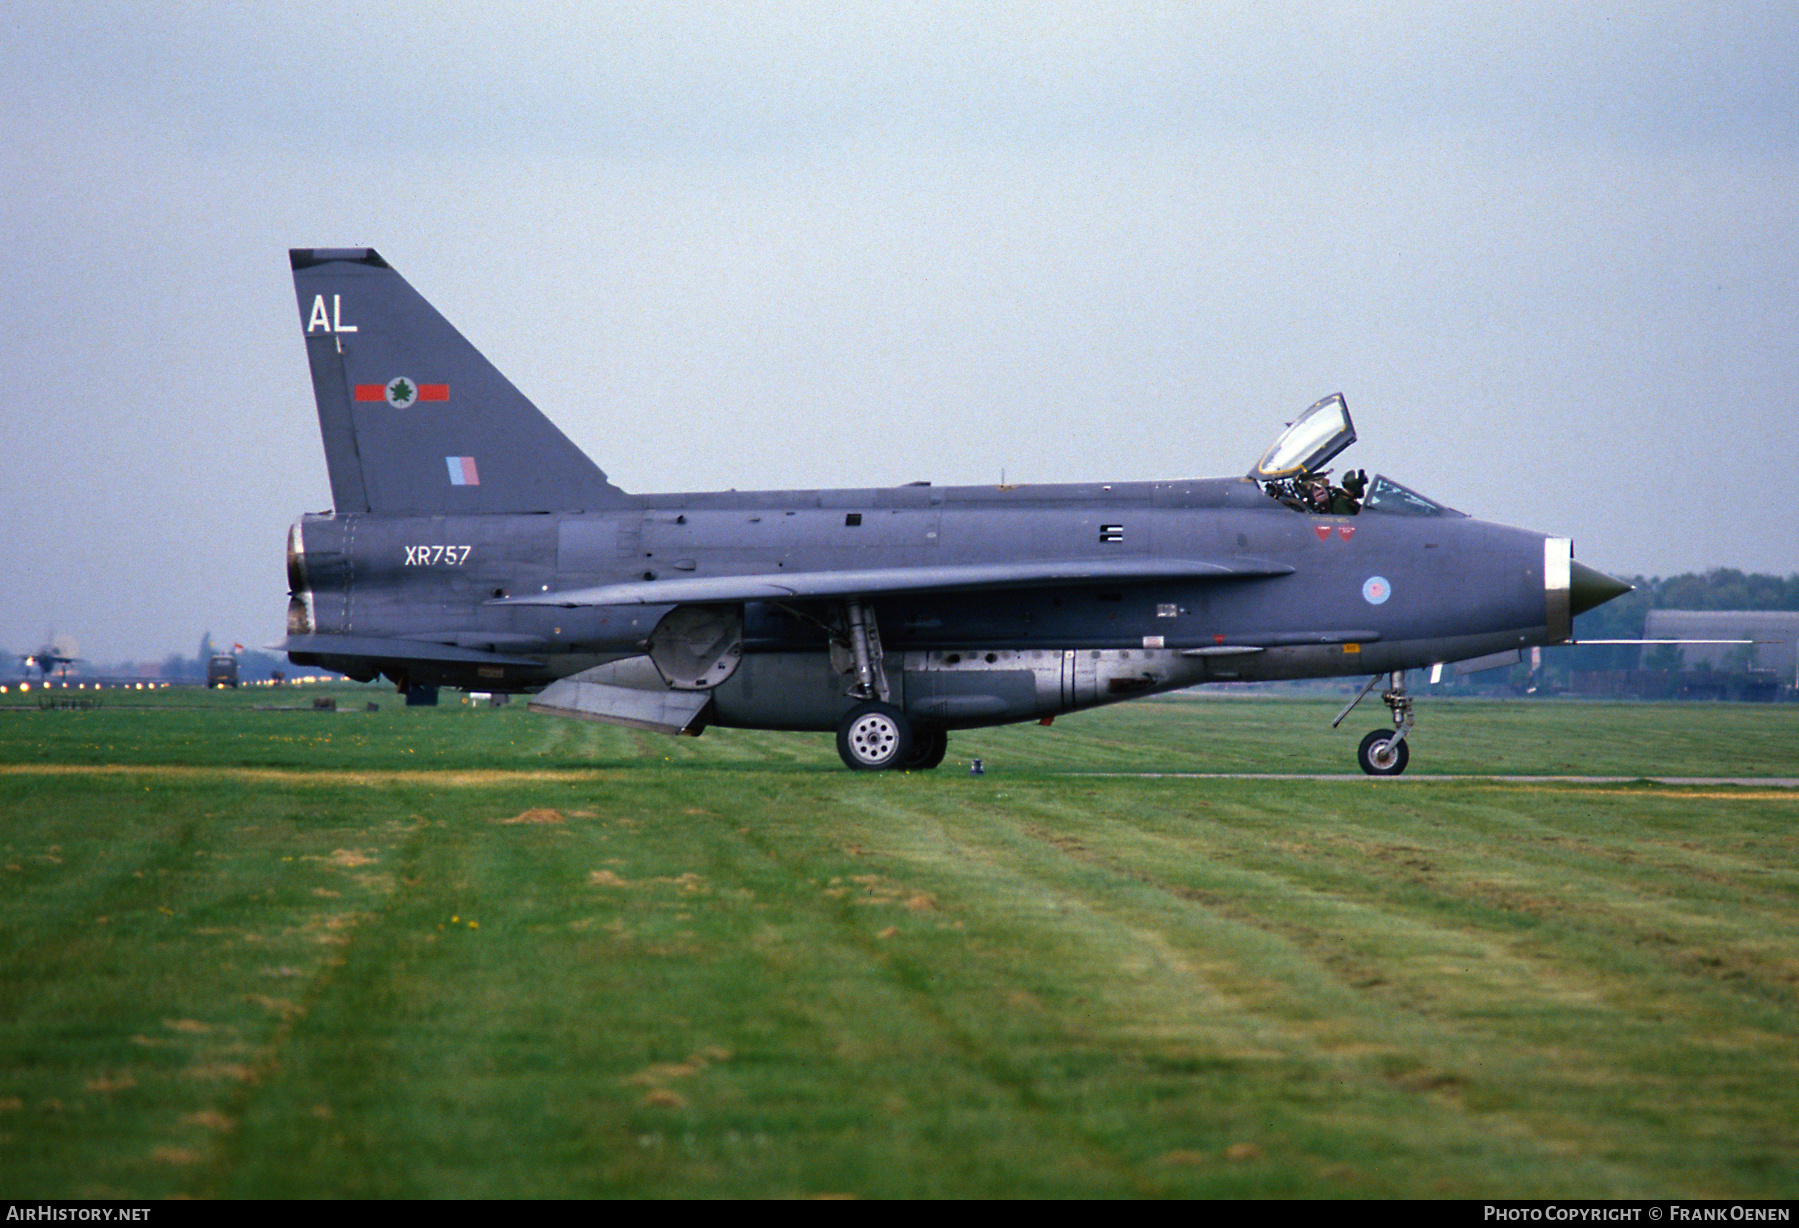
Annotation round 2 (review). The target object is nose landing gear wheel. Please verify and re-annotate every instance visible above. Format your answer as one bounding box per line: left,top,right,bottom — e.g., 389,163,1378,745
837,702,913,771
1357,729,1410,776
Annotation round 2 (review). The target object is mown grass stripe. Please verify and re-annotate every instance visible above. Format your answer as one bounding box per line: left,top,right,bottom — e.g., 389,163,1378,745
4,692,1798,1196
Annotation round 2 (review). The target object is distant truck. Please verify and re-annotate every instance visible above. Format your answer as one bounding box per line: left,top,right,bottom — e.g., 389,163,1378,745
206,654,239,688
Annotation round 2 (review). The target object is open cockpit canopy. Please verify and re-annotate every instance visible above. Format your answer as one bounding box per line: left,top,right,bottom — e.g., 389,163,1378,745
1250,392,1356,480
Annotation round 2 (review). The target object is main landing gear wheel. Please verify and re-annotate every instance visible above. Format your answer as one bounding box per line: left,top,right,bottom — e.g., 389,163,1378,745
902,726,949,771
837,702,913,771
1357,729,1410,776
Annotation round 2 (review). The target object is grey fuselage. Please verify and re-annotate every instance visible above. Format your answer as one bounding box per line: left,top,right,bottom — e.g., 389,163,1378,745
287,472,1555,732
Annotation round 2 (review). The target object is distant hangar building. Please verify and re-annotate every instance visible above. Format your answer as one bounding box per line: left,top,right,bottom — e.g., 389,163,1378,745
1644,609,1799,698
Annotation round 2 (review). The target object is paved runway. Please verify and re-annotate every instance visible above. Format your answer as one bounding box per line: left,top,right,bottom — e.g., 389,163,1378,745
1077,774,1799,786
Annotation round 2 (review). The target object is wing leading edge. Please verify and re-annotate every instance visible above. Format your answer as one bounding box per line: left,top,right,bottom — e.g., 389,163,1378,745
498,556,1294,609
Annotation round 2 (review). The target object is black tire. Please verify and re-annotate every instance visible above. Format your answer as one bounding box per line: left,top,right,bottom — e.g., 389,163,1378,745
837,702,913,771
1357,729,1410,776
902,726,949,771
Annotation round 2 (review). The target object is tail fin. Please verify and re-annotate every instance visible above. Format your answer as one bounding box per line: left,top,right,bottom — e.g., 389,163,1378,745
290,248,629,514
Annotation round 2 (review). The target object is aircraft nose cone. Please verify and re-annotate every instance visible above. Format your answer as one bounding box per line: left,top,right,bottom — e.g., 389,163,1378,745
1570,561,1632,616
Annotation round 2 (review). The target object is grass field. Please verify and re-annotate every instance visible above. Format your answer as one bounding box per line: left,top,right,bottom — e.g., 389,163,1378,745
2,687,1796,1198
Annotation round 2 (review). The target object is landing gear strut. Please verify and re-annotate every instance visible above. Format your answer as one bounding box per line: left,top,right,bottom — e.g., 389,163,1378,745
841,598,889,704
1335,670,1415,776
834,599,916,771
829,599,955,771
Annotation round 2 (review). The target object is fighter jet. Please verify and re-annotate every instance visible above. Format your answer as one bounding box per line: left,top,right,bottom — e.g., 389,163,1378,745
18,635,81,682
280,248,1629,774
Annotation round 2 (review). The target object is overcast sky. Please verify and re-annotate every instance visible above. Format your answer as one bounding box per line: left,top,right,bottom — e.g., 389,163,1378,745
3,2,1795,663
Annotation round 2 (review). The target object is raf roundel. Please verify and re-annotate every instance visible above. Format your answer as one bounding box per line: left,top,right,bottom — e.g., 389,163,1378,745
1362,575,1393,605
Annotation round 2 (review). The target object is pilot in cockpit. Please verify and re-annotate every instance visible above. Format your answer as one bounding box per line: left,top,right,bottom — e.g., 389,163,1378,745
1295,467,1367,515
1334,468,1367,514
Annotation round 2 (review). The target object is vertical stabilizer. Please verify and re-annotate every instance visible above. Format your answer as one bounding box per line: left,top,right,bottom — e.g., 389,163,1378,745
290,248,629,514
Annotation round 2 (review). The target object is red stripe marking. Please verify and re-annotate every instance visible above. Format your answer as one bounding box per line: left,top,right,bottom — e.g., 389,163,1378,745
419,384,449,401
354,385,385,401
